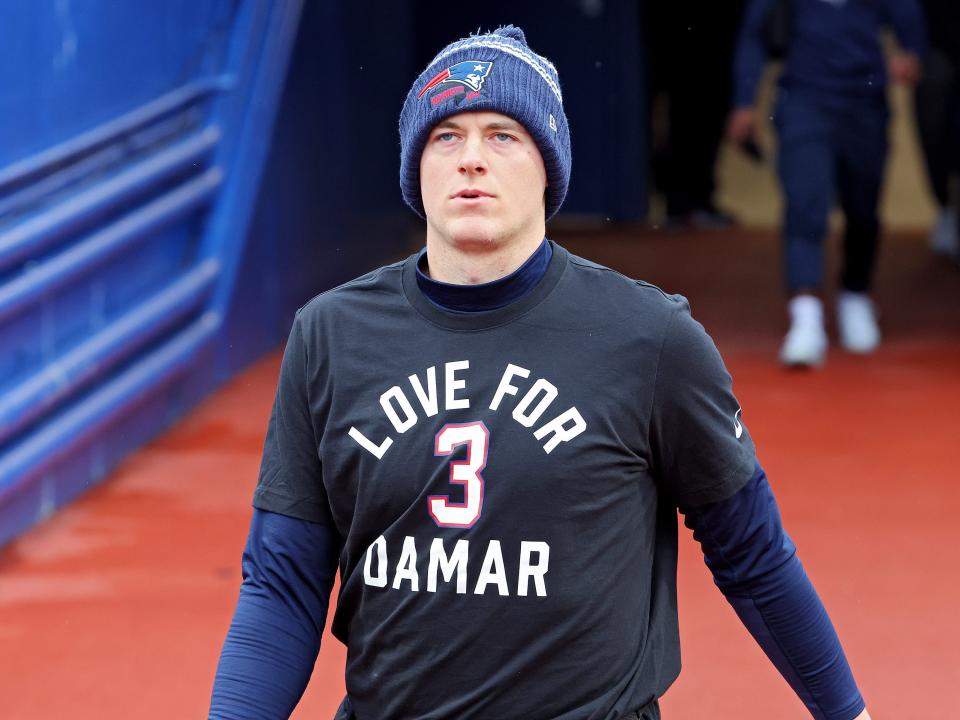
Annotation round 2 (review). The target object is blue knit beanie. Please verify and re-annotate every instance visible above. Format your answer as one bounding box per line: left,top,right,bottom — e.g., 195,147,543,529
399,25,571,220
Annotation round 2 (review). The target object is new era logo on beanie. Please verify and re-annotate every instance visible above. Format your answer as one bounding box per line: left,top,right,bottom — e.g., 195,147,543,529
399,25,571,220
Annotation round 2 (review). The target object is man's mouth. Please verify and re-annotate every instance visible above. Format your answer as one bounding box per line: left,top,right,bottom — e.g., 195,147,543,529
452,189,493,199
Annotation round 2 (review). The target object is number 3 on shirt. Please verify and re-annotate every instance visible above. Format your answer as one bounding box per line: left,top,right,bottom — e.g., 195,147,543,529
428,421,489,528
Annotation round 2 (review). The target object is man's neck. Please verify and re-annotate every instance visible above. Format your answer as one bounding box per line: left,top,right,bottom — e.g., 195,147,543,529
424,226,547,285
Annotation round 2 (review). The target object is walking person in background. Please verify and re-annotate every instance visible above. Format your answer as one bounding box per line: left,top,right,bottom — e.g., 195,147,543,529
915,0,960,262
728,0,926,367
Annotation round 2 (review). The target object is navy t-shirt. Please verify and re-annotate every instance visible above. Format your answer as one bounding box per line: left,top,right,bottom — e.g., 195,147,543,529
252,241,756,720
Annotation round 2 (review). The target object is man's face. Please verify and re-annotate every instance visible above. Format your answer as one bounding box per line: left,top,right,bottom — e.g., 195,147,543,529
420,111,547,252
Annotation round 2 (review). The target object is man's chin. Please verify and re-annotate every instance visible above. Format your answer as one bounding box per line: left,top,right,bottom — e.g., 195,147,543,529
445,220,503,249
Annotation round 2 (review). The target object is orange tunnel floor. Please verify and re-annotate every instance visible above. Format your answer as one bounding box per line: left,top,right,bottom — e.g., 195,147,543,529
1,229,958,719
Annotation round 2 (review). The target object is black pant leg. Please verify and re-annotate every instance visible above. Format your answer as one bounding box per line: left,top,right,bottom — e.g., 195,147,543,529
835,102,888,293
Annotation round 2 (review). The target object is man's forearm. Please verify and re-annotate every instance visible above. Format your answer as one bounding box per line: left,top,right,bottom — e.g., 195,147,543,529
210,589,319,719
210,510,338,719
686,465,866,720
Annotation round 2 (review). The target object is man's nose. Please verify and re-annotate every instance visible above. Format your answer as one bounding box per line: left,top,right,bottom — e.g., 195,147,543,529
458,136,487,175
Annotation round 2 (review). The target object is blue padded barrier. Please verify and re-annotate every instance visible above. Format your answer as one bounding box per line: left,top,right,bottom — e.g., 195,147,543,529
0,312,221,502
0,259,219,446
0,128,221,273
0,169,222,325
0,77,230,194
0,1,304,548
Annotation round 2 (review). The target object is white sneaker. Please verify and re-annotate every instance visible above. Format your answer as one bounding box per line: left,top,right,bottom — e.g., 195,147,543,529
929,209,959,257
836,291,880,353
780,296,827,367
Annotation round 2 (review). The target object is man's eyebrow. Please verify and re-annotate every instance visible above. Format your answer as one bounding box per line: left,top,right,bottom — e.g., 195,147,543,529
432,119,524,132
485,120,523,131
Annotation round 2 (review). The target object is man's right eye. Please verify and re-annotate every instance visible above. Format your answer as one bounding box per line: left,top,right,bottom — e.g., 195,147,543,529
436,132,457,142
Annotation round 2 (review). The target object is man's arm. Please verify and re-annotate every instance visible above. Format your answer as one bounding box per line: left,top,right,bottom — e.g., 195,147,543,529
881,0,927,85
728,0,786,145
880,0,927,58
646,301,868,717
209,509,338,719
683,464,868,720
732,0,781,109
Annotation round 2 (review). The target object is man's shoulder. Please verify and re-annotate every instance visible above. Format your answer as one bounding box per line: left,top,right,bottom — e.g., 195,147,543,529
562,248,689,315
296,257,409,321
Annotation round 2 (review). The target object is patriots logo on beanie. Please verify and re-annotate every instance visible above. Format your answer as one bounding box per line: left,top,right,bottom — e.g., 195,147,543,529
417,61,494,98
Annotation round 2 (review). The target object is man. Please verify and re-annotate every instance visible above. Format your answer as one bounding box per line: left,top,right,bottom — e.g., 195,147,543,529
211,26,871,720
727,0,926,367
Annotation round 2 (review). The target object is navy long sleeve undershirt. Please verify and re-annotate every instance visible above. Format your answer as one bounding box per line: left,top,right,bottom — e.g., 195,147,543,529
683,464,864,720
210,239,863,719
209,510,338,719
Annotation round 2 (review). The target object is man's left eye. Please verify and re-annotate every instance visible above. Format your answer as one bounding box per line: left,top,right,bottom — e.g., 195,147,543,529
494,133,514,143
